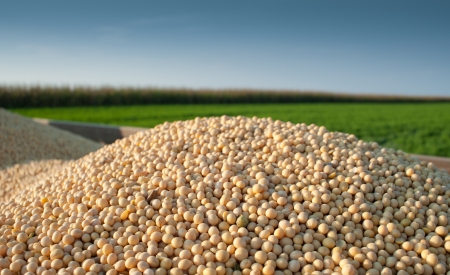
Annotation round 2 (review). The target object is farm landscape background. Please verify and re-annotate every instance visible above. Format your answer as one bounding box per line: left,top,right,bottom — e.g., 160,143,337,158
3,86,450,158
2,1,450,275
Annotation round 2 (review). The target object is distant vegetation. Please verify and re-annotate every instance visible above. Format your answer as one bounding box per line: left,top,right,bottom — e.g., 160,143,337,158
1,86,449,108
12,103,450,157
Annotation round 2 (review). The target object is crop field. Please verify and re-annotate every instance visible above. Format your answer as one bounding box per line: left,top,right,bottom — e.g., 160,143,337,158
11,103,450,157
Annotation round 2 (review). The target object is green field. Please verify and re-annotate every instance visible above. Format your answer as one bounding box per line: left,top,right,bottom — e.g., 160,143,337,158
11,103,450,157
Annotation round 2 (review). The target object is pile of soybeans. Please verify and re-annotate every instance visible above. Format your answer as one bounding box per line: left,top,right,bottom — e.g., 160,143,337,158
0,160,69,202
0,109,101,169
0,116,449,275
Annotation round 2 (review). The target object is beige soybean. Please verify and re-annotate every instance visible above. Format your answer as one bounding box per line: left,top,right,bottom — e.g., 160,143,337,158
0,116,448,275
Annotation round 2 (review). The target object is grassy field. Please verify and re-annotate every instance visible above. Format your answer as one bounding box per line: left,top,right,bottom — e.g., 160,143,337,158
11,103,450,157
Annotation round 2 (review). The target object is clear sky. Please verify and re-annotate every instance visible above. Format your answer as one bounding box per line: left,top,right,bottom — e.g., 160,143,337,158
1,1,449,96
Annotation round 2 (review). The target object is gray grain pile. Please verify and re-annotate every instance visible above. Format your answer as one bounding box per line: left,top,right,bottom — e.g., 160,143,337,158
0,108,101,169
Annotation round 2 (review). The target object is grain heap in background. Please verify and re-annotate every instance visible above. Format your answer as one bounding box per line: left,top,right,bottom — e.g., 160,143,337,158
0,116,449,275
0,108,101,169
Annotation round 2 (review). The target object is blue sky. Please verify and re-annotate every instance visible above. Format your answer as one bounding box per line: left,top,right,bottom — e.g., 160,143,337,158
1,1,449,96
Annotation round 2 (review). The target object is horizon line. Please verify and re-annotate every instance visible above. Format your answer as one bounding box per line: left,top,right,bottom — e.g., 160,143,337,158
1,84,449,100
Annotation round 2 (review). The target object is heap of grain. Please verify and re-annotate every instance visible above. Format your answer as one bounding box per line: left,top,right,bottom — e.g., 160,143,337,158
0,116,449,275
0,160,69,201
0,109,101,169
